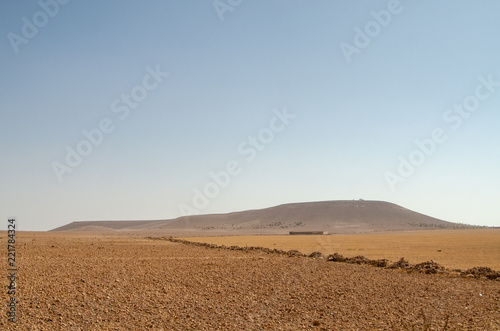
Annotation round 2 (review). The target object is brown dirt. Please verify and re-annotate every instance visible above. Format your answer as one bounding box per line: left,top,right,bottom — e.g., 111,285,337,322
1,232,500,330
182,229,500,270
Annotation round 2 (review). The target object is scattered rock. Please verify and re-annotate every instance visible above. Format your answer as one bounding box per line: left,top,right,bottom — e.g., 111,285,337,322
308,251,324,259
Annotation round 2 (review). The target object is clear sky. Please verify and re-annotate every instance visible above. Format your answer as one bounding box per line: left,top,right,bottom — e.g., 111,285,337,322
1,0,499,231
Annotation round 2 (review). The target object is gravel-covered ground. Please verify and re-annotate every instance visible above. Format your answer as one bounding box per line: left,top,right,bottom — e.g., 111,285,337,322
2,233,499,330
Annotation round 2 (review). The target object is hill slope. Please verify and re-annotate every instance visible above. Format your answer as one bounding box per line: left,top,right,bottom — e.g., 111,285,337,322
51,200,465,234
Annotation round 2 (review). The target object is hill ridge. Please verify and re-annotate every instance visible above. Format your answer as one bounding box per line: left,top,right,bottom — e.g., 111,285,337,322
51,200,468,234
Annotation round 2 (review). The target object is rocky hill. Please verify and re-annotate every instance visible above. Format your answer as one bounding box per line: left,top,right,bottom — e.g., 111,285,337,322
51,200,467,234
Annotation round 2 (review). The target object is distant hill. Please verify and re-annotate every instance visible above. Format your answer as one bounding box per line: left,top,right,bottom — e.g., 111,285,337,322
51,200,469,234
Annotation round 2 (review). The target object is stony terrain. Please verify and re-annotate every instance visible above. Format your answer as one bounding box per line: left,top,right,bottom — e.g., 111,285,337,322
183,229,500,270
1,232,500,330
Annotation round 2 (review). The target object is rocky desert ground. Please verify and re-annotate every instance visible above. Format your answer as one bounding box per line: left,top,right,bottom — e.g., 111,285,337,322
1,232,500,330
184,229,500,270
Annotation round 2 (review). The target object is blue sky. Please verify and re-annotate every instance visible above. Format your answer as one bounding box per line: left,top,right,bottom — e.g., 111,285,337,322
1,0,499,230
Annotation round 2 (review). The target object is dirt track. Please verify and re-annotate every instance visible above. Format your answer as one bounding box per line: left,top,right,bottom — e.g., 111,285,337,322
2,233,500,330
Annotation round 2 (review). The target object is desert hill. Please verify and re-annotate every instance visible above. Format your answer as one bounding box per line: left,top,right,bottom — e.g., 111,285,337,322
51,200,467,234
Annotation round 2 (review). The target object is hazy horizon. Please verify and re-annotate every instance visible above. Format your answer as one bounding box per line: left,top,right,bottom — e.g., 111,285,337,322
1,1,500,230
